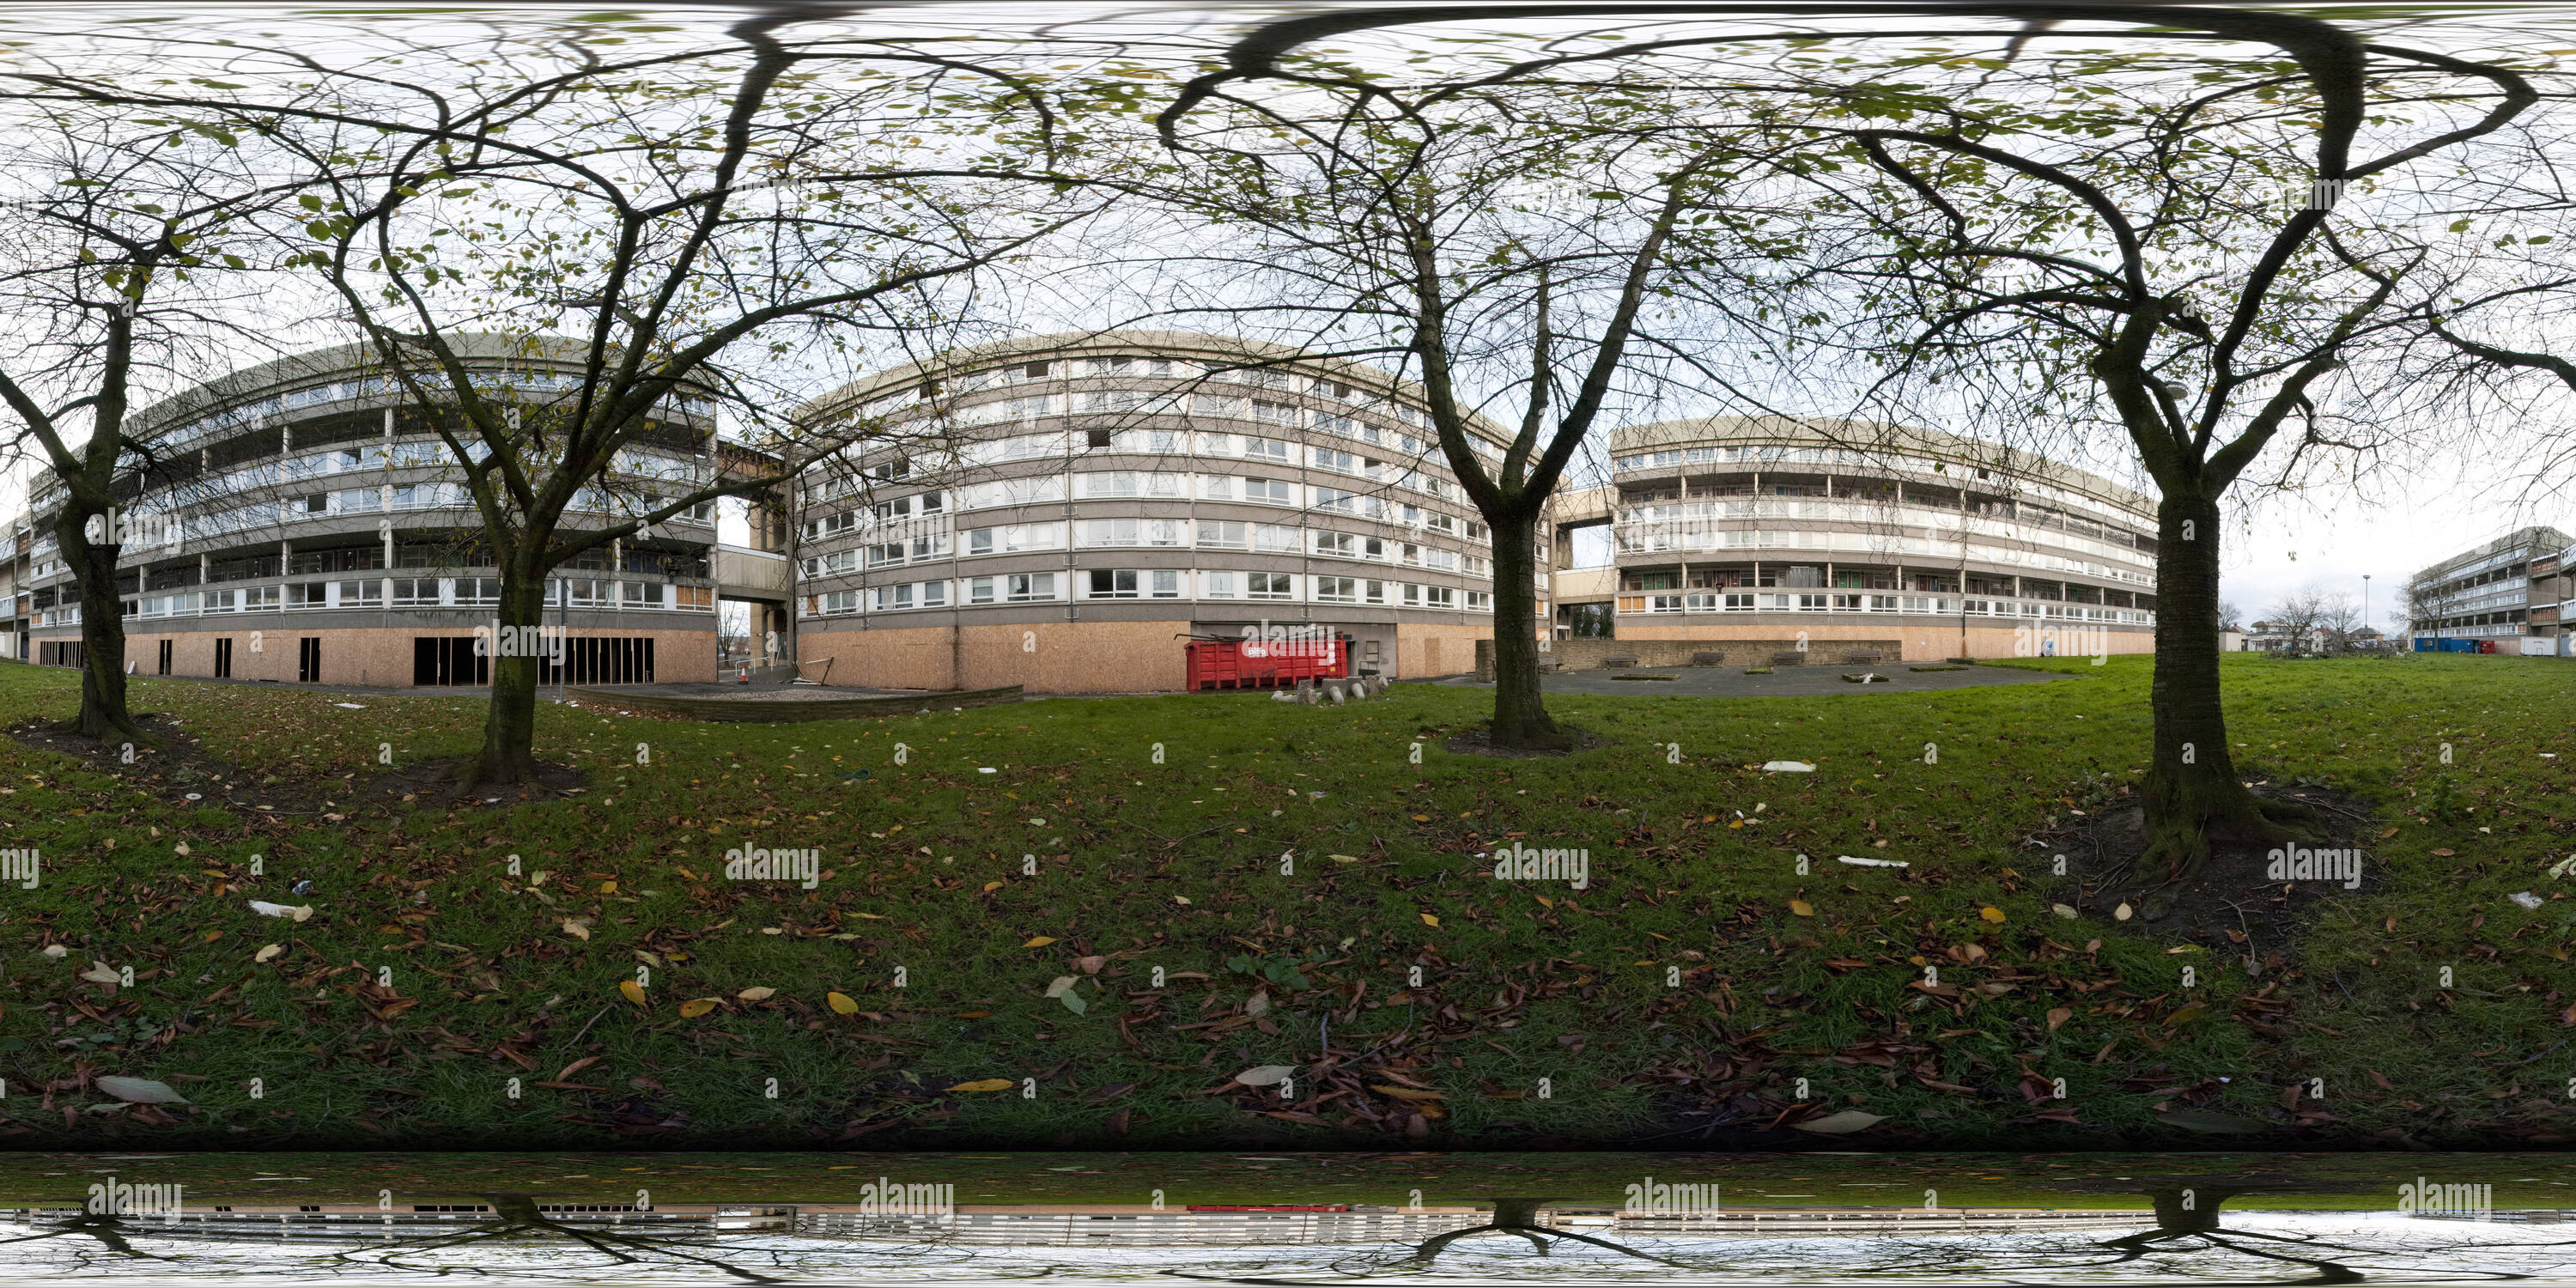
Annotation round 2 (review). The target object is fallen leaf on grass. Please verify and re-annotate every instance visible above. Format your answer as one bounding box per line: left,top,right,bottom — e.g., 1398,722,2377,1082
617,981,647,1006
80,963,121,984
94,1076,187,1105
1419,914,1440,927
2164,1003,2209,1026
253,945,284,963
947,1078,1014,1093
1979,907,2006,923
2046,1006,2073,1032
2158,1108,2272,1134
1370,1084,1444,1101
828,992,861,1015
1789,1109,1885,1134
1022,936,1057,948
1234,1065,1297,1086
737,987,776,1001
1044,976,1088,1015
679,998,720,1018
1074,955,1106,975
1789,900,1814,916
249,901,313,923
561,920,591,941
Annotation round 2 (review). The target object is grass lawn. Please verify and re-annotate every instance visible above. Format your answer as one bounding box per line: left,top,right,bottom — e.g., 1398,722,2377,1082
0,653,2570,1151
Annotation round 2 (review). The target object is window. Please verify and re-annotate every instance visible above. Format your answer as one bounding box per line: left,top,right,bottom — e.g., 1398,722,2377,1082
1251,400,1294,425
339,579,384,608
623,581,663,608
1144,518,1187,546
817,589,860,614
1081,518,1143,547
242,586,281,612
1314,532,1357,558
1252,523,1300,553
1084,472,1139,498
964,524,1061,554
1242,436,1291,462
1005,572,1056,602
1425,586,1456,609
1087,569,1141,598
1197,520,1248,550
1313,487,1364,514
872,583,915,611
1466,591,1492,611
1244,478,1292,504
1147,570,1181,598
1315,575,1358,604
392,578,441,607
1311,447,1358,473
1249,572,1293,600
1202,570,1240,599
1085,428,1115,448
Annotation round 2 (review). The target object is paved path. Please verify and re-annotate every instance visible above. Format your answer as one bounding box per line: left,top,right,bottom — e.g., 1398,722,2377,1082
1442,662,2076,698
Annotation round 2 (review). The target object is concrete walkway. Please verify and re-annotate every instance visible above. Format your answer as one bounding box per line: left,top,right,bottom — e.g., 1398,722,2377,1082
1443,661,2076,698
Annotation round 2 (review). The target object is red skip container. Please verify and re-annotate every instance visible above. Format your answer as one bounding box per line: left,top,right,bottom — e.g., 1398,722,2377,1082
1182,631,1353,690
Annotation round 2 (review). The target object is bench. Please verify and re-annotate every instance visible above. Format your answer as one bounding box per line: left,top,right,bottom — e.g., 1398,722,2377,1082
1771,651,1807,665
1602,654,1640,669
1691,651,1728,666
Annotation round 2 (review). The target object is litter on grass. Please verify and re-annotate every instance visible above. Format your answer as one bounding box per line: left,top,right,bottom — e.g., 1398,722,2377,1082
1761,761,1816,772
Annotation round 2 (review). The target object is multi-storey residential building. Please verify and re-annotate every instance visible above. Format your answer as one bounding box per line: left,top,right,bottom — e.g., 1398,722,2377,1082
2408,525,2576,655
1,509,30,663
1551,416,2159,660
15,338,738,687
789,331,1545,692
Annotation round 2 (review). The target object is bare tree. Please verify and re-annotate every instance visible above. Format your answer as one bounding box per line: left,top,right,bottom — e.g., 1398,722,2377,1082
1138,42,1768,748
2313,587,2362,653
2261,586,2326,657
0,86,307,741
62,9,1092,783
1630,5,2541,890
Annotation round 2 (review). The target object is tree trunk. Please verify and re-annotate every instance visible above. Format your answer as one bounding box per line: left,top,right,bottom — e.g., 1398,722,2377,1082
2141,490,2281,892
57,503,149,744
459,556,550,787
1485,508,1567,750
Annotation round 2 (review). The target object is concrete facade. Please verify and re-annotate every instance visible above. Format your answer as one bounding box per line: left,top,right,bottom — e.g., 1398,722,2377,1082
792,331,1545,691
1547,417,2160,661
10,338,730,689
